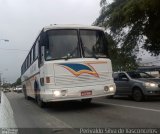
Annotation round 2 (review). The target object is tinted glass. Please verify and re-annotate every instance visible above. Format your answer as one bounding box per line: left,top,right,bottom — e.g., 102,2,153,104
35,40,39,58
46,30,80,60
127,72,154,79
80,30,107,58
119,73,128,80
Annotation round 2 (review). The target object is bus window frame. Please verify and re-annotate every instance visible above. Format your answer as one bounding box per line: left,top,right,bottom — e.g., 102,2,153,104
44,29,81,61
79,29,108,59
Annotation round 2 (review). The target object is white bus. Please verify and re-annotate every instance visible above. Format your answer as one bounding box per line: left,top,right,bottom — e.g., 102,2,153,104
21,24,116,107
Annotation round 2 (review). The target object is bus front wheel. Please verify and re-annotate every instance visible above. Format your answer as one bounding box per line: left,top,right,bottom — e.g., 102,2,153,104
23,86,30,100
36,93,46,108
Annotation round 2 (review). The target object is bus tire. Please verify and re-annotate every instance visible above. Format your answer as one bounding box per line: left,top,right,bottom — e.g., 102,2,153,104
23,86,29,100
81,98,92,104
36,92,46,108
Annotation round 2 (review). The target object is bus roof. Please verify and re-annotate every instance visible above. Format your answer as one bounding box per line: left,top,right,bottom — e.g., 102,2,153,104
43,24,105,32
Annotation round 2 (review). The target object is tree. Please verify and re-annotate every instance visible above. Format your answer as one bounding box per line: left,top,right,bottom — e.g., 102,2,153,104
95,0,160,56
106,33,138,71
12,77,21,87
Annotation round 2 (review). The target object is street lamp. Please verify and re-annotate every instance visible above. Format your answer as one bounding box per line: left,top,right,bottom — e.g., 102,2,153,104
0,39,9,45
0,39,9,42
0,39,9,86
0,39,9,98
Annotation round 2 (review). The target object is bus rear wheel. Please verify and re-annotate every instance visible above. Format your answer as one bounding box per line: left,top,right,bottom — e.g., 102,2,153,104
81,98,92,104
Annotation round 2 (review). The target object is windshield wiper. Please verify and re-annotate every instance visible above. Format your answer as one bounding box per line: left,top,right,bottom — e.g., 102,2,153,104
79,36,98,59
64,47,78,60
83,46,99,59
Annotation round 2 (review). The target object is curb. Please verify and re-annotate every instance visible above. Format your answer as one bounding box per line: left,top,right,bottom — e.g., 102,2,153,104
0,92,17,128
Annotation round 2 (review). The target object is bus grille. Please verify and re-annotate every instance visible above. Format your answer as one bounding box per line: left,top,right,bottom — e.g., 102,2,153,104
54,73,112,87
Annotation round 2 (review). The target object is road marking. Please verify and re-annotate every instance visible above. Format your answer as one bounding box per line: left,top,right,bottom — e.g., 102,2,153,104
95,101,160,113
6,93,73,128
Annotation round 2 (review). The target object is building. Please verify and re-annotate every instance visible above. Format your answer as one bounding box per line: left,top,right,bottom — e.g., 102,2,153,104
137,66,160,78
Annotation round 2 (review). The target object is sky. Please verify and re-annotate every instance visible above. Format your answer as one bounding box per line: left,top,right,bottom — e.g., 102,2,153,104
0,0,102,83
0,0,159,83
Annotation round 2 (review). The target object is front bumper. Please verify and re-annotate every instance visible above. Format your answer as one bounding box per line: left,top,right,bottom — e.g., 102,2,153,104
41,84,116,102
143,87,160,96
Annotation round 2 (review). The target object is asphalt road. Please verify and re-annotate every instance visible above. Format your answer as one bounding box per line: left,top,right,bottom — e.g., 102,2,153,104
5,92,160,134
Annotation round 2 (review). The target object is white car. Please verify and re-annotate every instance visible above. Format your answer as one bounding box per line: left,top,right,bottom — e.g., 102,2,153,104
15,86,23,93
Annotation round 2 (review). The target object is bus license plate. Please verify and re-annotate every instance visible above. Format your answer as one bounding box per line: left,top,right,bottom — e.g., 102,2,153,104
81,91,92,96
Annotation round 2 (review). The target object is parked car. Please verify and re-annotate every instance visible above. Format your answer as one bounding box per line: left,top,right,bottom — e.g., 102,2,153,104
3,88,9,93
2,88,11,93
15,85,23,93
113,71,160,101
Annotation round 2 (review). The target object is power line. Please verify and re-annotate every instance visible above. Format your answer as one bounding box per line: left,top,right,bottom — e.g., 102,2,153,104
0,48,29,52
143,59,160,64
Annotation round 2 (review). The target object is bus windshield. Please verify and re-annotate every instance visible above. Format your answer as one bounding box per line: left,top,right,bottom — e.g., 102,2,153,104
46,29,80,60
80,30,107,58
45,29,107,60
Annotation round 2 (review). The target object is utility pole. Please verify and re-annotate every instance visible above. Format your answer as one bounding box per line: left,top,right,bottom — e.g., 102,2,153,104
0,39,9,45
0,39,9,100
0,73,1,85
0,39,9,82
0,73,1,101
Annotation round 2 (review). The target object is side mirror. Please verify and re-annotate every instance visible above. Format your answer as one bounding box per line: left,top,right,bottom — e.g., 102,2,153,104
40,32,48,46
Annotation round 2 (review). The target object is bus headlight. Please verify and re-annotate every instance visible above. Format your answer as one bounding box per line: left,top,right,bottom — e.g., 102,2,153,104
53,90,61,97
53,90,67,97
104,85,115,92
109,86,115,92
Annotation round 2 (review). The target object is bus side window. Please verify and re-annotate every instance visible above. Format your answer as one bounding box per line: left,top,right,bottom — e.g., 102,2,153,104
39,31,48,67
35,40,39,59
38,38,45,67
40,46,45,65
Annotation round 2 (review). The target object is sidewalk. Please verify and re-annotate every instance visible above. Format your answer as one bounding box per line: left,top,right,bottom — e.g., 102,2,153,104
0,104,1,127
0,91,2,127
0,92,17,128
